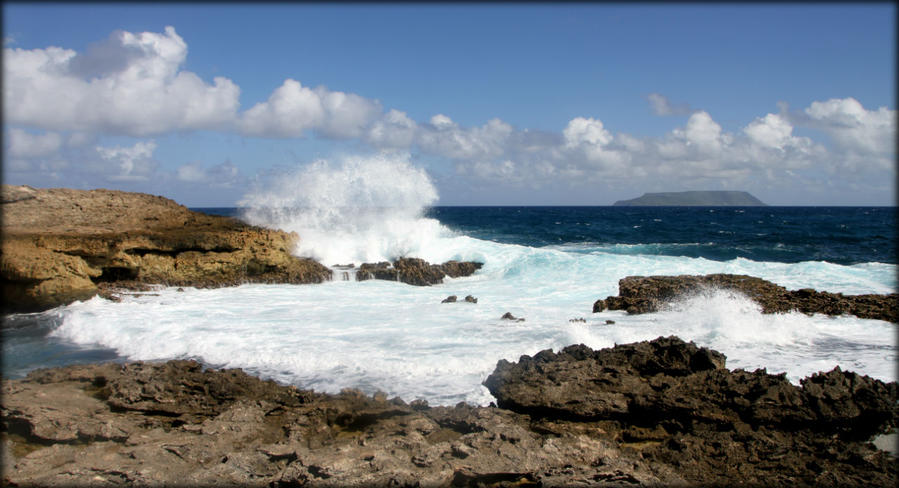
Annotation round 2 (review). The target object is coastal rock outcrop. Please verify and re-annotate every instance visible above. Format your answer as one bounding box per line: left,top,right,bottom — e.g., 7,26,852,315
3,337,896,486
593,274,898,322
484,336,898,486
1,185,332,313
356,258,482,286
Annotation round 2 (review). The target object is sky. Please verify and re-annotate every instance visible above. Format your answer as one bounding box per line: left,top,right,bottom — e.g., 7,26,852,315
2,3,896,206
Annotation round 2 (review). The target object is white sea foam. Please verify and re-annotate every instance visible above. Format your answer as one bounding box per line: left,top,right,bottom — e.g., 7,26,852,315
49,239,897,406
238,153,466,265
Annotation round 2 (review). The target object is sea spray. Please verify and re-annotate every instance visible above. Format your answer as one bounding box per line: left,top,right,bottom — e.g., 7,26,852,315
238,154,458,265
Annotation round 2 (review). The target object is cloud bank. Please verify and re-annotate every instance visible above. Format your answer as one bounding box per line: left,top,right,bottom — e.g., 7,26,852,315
4,26,895,204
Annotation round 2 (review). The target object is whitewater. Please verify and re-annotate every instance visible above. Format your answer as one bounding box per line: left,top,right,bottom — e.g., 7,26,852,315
10,155,897,406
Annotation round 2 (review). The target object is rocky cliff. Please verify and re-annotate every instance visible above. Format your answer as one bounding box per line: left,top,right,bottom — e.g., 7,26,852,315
3,337,895,486
1,185,332,313
593,274,898,322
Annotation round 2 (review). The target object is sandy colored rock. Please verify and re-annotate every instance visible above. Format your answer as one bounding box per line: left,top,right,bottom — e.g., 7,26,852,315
1,185,332,312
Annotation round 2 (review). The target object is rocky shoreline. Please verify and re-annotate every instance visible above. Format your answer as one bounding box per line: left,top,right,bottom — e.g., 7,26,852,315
3,337,896,486
1,185,482,313
594,274,898,322
3,186,898,485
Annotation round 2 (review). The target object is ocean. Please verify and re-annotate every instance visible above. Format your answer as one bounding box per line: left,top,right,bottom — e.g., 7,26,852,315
3,201,896,406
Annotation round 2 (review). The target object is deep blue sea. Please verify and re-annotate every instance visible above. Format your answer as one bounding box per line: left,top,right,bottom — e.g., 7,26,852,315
4,205,896,405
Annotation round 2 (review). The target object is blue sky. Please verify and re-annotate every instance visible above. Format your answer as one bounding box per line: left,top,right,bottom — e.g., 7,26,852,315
3,3,896,206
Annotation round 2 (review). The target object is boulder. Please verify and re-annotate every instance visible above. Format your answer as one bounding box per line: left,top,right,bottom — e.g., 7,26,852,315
356,258,482,286
1,185,332,313
593,274,898,322
484,336,898,485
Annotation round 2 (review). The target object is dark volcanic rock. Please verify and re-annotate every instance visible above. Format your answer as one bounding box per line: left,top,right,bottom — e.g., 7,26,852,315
484,336,898,486
3,338,897,486
2,359,675,486
501,312,525,322
593,274,898,322
356,258,483,286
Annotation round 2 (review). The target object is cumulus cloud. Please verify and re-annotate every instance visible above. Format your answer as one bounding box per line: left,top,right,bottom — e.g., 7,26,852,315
239,79,382,139
367,109,418,149
416,116,513,161
803,98,895,170
4,27,240,136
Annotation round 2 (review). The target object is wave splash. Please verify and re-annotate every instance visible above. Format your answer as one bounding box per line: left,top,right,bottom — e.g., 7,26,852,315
238,154,454,265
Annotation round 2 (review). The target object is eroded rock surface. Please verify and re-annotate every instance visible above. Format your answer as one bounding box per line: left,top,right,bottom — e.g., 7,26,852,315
3,337,896,487
1,185,332,312
593,274,898,322
356,258,483,286
485,336,898,486
2,359,674,487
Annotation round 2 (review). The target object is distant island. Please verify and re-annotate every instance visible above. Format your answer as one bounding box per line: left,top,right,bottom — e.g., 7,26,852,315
613,191,767,206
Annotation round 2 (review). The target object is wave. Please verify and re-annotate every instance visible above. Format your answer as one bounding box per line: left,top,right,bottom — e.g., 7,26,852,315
238,153,460,265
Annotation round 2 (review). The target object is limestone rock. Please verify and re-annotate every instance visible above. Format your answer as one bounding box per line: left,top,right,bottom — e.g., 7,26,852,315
1,185,332,312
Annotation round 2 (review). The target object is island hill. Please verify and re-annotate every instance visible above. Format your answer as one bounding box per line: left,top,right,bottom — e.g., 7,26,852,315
614,190,766,206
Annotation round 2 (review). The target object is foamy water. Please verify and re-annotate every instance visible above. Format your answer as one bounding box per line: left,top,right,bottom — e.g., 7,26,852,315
36,155,899,405
49,242,896,405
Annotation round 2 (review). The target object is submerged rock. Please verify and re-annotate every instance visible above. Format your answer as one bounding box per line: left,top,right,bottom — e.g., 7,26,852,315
593,274,898,322
3,337,896,486
356,258,482,286
501,312,525,322
1,185,332,313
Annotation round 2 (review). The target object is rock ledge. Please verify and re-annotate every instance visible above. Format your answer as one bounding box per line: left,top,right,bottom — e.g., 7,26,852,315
1,185,332,312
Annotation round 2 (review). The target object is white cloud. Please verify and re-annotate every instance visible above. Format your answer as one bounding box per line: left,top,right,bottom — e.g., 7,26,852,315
744,113,795,150
316,88,383,139
367,109,418,148
416,116,513,160
239,79,325,137
3,26,240,136
6,128,63,158
239,79,382,139
683,111,725,154
563,117,612,147
804,97,895,160
95,141,157,181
